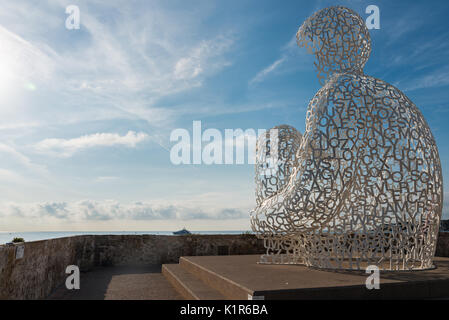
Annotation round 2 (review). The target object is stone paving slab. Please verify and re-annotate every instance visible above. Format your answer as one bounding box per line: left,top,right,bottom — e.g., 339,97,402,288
47,265,182,300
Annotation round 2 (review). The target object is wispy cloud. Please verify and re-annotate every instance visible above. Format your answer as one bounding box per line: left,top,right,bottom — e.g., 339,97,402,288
174,36,233,81
35,131,149,158
249,35,309,86
0,2,236,130
0,168,23,183
249,57,286,85
401,66,449,92
0,143,34,168
95,176,119,182
0,143,47,175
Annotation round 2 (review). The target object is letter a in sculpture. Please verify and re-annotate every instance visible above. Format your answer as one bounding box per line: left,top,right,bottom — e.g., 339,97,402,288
250,6,443,271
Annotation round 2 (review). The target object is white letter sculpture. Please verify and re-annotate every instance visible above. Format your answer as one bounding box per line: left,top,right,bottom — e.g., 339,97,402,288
250,6,443,270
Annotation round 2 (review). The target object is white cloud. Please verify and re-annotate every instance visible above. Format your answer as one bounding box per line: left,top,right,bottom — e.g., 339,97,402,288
402,67,449,92
249,57,286,85
174,36,233,80
174,57,203,80
249,34,310,85
0,122,41,130
0,143,33,167
35,131,149,158
0,143,47,175
0,200,247,222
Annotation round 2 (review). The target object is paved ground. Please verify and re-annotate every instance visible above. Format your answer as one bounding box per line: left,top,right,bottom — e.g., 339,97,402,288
47,265,182,300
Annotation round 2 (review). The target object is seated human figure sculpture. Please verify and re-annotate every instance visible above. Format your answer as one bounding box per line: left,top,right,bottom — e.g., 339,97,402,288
250,6,443,270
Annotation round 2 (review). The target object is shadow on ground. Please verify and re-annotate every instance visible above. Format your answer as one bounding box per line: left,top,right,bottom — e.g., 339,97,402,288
47,265,182,300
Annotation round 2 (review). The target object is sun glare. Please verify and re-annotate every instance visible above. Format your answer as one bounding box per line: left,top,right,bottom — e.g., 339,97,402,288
0,25,46,109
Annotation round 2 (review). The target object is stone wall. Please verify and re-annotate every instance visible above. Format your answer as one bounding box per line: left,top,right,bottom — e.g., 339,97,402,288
0,236,92,300
0,234,264,300
2,232,449,300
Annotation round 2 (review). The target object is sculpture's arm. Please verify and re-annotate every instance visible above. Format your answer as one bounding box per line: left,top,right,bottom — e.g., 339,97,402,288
254,125,302,206
282,128,360,232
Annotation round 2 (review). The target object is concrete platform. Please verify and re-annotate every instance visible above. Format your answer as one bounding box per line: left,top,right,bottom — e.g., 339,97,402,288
162,255,449,299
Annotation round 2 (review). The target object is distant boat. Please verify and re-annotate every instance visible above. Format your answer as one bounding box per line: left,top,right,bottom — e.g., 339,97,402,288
173,228,191,235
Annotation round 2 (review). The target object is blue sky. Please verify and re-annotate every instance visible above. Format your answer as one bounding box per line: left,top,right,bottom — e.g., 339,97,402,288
0,0,448,231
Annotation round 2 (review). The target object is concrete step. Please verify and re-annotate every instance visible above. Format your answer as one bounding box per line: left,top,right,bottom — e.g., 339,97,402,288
162,263,226,300
173,255,449,300
179,256,254,300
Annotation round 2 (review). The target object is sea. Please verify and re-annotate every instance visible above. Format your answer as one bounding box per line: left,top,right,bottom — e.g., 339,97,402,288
0,230,250,245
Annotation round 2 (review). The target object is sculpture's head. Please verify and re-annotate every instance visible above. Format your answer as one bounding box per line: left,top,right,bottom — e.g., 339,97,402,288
297,6,371,84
